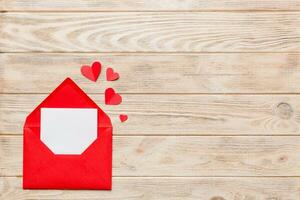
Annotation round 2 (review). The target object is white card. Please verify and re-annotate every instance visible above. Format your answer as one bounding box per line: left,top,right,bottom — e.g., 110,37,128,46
41,108,97,155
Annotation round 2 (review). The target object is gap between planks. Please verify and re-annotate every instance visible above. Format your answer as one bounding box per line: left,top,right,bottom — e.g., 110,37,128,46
3,175,300,178
4,93,300,95
3,51,300,54
3,10,300,13
2,134,300,137
2,0,300,12
2,52,300,54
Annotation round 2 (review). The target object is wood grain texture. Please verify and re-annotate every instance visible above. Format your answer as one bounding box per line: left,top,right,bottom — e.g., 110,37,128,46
1,0,300,198
1,135,300,177
1,53,300,93
1,94,300,135
2,0,300,11
1,177,300,200
1,12,300,52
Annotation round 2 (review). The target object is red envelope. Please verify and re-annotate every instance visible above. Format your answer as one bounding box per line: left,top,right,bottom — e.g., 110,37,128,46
23,78,112,190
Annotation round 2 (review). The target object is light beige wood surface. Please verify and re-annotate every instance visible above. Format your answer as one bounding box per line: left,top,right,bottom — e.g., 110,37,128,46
1,12,300,52
2,0,300,11
1,0,300,199
2,135,300,177
2,177,300,200
1,177,300,200
1,53,300,93
1,94,300,135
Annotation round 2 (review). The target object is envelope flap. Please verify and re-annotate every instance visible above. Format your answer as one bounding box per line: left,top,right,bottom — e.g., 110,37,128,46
24,78,112,129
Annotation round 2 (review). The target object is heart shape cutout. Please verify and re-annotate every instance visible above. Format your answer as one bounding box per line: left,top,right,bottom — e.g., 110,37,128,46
81,61,101,82
106,67,119,81
105,88,122,105
119,114,128,122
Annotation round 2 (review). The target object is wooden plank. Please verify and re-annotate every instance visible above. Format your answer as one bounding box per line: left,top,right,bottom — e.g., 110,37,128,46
1,94,300,136
2,0,300,11
1,177,300,200
1,135,300,177
1,53,300,93
1,13,300,52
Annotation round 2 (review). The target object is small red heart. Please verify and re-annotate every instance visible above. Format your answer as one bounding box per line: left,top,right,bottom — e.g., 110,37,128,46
106,67,119,81
119,114,128,122
81,61,101,82
105,88,122,105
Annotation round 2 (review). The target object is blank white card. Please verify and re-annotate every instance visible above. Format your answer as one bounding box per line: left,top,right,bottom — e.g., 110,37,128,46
41,108,97,155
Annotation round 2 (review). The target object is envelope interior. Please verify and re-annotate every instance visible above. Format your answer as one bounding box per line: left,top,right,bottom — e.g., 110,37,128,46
40,108,98,155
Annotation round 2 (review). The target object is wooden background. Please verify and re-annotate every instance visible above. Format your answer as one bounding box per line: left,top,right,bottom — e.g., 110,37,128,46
1,0,300,199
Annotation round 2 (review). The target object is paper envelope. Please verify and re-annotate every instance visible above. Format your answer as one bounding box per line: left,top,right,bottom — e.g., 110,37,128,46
23,78,112,190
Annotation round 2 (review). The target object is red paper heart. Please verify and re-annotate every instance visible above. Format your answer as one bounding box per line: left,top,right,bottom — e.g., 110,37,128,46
81,61,101,82
106,68,119,81
105,88,122,105
119,114,128,122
